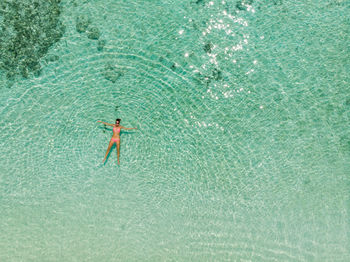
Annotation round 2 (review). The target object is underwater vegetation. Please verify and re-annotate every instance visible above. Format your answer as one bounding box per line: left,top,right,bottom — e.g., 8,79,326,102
87,27,100,40
236,0,254,11
75,14,90,33
204,42,213,54
75,14,101,40
0,0,65,80
97,39,106,51
76,13,111,81
102,64,123,83
75,14,105,52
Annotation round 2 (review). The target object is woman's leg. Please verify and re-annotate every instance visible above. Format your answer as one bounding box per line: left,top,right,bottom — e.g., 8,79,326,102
103,140,114,162
116,141,120,165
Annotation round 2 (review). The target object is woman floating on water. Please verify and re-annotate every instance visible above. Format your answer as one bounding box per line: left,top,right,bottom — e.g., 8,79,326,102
97,118,137,165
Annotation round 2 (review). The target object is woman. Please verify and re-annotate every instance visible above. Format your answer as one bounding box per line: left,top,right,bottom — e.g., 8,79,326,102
97,118,137,165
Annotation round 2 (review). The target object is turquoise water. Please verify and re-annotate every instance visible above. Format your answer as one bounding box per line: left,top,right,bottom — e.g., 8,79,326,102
1,0,349,260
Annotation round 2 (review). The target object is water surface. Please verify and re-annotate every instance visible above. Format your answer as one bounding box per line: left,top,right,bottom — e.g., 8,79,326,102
0,0,349,261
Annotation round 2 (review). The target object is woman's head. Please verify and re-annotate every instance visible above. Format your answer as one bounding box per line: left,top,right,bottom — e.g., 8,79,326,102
116,118,121,124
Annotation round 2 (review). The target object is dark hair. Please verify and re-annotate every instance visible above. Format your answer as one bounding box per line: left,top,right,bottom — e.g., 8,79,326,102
116,118,121,122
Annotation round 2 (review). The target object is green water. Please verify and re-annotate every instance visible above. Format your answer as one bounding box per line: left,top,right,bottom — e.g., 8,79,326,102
1,0,349,261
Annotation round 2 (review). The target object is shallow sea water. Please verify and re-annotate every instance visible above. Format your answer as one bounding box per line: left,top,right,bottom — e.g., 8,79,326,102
0,0,349,261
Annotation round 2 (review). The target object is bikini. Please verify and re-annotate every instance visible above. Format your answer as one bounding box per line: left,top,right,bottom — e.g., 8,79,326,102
111,126,121,143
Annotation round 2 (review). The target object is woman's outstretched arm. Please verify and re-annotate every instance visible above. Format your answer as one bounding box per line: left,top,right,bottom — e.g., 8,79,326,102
97,120,114,126
121,126,137,130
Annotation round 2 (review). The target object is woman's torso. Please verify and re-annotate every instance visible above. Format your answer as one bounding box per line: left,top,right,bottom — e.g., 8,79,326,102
112,125,121,138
